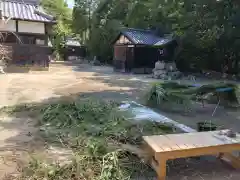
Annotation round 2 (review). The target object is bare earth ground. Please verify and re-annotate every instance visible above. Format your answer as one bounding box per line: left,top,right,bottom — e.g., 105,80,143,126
0,62,239,179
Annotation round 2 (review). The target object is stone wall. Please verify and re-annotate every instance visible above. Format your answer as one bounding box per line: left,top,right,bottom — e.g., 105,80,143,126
153,61,182,79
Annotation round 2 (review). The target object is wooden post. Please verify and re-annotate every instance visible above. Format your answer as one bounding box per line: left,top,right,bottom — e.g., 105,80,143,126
156,158,167,180
219,152,240,169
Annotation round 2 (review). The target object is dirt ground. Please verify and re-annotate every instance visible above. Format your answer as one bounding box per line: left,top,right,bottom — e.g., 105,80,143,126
0,62,239,179
0,62,154,107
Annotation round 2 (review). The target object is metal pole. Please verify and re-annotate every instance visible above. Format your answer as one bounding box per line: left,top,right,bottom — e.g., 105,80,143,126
212,96,221,117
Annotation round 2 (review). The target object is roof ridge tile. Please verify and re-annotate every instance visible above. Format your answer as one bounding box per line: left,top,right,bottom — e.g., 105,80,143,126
0,0,53,22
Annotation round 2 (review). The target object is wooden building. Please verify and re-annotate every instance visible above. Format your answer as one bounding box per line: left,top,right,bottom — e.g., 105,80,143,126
63,37,87,61
0,0,55,71
113,28,177,73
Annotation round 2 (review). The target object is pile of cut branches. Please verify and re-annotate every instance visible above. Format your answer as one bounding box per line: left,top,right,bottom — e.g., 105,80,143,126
146,81,240,110
3,98,173,180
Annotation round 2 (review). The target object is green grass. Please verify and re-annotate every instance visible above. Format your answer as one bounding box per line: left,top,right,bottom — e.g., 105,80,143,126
1,97,173,180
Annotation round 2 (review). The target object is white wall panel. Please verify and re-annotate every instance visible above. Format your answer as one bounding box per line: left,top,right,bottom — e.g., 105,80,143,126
0,20,16,32
18,21,45,34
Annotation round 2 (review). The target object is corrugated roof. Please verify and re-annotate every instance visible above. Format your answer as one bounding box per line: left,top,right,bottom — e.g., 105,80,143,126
154,38,173,46
0,0,53,22
66,38,81,47
121,28,173,46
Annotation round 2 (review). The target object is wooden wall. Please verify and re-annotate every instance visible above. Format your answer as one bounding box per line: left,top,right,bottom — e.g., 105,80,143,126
0,20,47,34
115,35,131,45
2,43,51,71
113,45,128,71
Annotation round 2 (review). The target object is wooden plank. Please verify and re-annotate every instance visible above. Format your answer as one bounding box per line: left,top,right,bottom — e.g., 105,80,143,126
144,130,240,154
211,131,240,144
206,132,236,146
212,134,238,145
187,130,240,144
156,158,167,180
181,132,227,147
144,130,240,180
158,144,240,160
164,131,225,149
150,135,182,152
220,152,240,169
164,134,197,149
146,135,172,152
143,136,164,152
182,134,205,148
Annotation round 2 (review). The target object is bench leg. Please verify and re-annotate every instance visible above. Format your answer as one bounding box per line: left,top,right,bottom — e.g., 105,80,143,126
156,159,167,180
217,152,224,159
219,152,240,169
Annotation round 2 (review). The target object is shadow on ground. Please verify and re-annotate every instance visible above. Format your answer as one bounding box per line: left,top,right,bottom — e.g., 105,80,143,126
0,62,240,179
152,102,240,132
72,64,155,96
0,91,239,180
71,64,240,132
0,89,134,178
0,88,140,150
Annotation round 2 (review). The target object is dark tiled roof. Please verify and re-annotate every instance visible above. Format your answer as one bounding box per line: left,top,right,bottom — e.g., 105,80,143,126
121,28,173,46
0,0,53,22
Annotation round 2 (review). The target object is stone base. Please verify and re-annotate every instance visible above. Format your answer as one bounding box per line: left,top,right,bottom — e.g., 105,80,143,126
165,62,177,72
167,71,182,79
152,61,182,79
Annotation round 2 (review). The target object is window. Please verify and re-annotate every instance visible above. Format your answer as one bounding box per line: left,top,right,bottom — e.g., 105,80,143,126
18,34,46,45
19,35,35,44
36,39,45,45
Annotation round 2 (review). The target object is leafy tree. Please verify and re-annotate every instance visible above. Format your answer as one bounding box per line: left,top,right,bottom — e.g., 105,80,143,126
41,0,73,59
72,0,240,73
72,0,98,44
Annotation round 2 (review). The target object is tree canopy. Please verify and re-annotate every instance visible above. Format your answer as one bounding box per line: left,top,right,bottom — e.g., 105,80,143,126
71,0,240,73
41,0,73,58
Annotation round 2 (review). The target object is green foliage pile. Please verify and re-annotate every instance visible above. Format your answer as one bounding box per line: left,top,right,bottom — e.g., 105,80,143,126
12,98,173,179
146,82,240,110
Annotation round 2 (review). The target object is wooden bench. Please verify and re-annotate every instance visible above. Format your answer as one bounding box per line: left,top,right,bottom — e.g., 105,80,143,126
143,130,240,180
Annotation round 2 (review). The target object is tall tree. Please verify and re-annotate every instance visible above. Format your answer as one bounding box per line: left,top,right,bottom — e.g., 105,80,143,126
41,0,73,58
72,0,98,43
72,0,240,73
